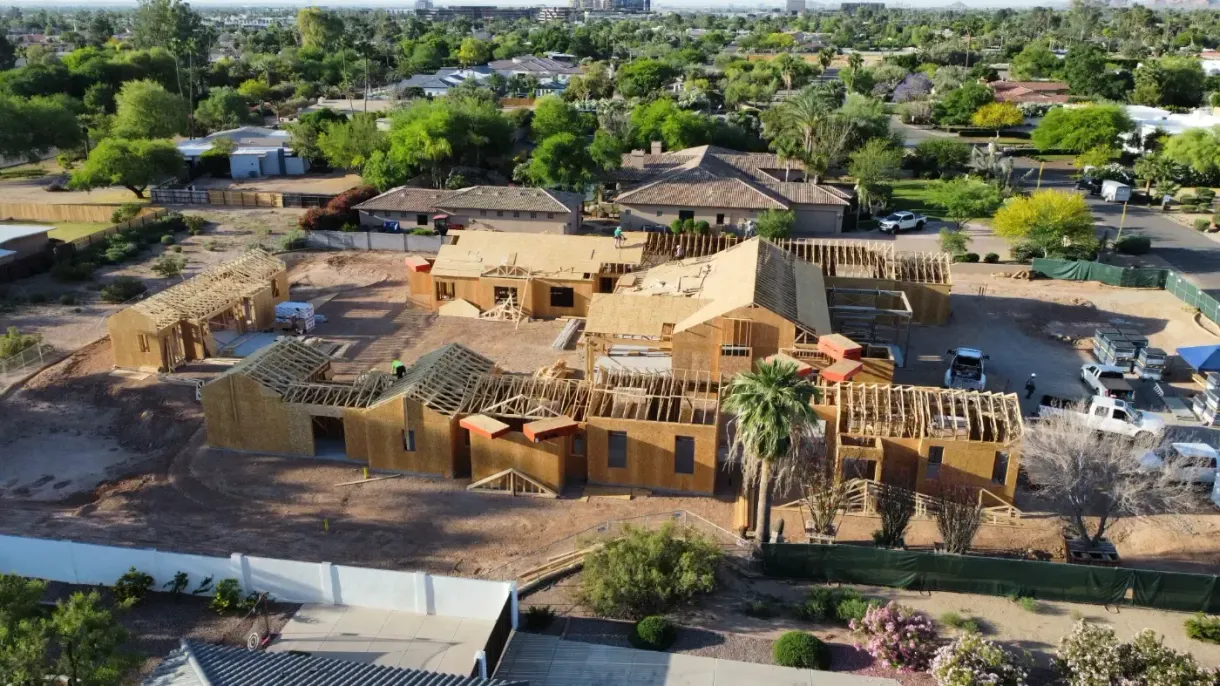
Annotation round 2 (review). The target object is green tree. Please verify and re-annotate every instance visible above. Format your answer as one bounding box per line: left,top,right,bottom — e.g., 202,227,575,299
927,177,1003,229
579,524,720,620
1133,57,1206,108
933,82,994,126
1063,43,1108,97
112,79,188,139
939,227,971,255
993,189,1095,256
287,107,347,165
1010,40,1060,80
296,8,343,50
0,94,82,161
456,37,492,68
756,209,795,239
722,360,822,546
589,130,625,172
565,61,614,101
318,113,387,170
361,149,407,192
236,78,272,105
51,591,133,686
0,35,15,71
848,138,903,213
1163,126,1220,178
70,138,184,198
912,139,970,179
629,98,713,151
971,102,1024,137
1133,153,1184,193
194,87,259,134
616,59,677,99
131,0,212,79
1032,105,1133,153
528,133,595,191
531,95,584,141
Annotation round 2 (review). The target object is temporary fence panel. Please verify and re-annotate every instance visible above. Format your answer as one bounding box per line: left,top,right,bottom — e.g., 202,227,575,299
1166,271,1220,328
1030,259,1166,289
761,544,1220,613
152,188,339,209
303,230,443,254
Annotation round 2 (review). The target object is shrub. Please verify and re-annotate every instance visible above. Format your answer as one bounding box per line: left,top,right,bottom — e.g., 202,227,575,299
151,254,188,278
744,599,778,619
100,276,147,303
410,227,435,236
183,215,207,234
104,241,138,263
1196,188,1216,202
28,292,46,304
203,239,221,251
837,597,881,624
850,602,938,671
957,252,980,263
773,631,828,670
164,572,189,600
210,578,243,614
1185,614,1220,644
325,185,379,215
113,567,154,605
1117,629,1213,684
340,222,359,233
939,612,980,634
578,523,720,619
983,252,1000,263
1016,596,1039,613
58,293,77,306
931,632,1029,686
630,616,676,651
0,326,41,359
110,203,143,224
692,219,711,235
1055,621,1121,685
1009,242,1043,264
795,587,875,625
280,229,306,250
50,260,96,282
522,605,556,632
1194,218,1212,231
172,245,182,253
299,207,343,232
160,234,175,245
1115,235,1152,254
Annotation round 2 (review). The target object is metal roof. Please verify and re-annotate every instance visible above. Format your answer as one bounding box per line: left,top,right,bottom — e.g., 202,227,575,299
145,640,526,686
0,224,51,245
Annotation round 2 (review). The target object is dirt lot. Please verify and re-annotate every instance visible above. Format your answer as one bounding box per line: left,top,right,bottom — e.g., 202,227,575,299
186,171,362,195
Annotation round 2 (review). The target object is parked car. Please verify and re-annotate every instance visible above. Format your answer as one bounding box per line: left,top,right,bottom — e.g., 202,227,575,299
1080,363,1135,401
943,348,987,391
1102,180,1132,203
877,211,927,234
1038,394,1165,439
1138,442,1219,485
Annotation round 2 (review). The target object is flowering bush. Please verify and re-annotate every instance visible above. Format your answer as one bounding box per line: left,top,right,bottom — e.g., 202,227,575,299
1055,621,1122,686
849,601,938,671
1116,629,1215,685
930,632,1029,686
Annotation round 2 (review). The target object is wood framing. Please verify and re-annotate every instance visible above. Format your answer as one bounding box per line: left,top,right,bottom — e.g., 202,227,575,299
467,468,558,497
108,250,289,372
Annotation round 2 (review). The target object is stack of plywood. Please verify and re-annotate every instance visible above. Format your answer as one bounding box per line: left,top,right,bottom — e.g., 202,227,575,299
817,334,864,383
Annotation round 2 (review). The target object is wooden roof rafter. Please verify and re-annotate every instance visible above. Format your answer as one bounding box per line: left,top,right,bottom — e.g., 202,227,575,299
588,368,722,425
835,382,1022,444
130,250,285,329
223,338,331,396
459,373,590,421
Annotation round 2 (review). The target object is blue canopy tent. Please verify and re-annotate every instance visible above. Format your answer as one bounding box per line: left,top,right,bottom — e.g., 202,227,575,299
1177,345,1220,373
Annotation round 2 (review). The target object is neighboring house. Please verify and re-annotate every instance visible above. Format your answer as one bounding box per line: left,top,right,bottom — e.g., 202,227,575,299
146,639,523,686
0,224,50,266
107,250,288,372
397,67,493,97
1123,104,1220,151
201,339,496,477
176,126,310,178
488,55,584,83
611,144,853,235
583,237,904,381
406,229,648,319
355,186,583,234
991,80,1070,105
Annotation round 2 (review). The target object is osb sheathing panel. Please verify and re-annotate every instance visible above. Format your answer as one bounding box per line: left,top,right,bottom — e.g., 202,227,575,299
470,431,566,492
878,437,922,492
527,278,595,319
854,357,895,385
408,271,434,305
107,307,168,371
672,307,796,377
349,397,457,476
201,374,315,456
586,418,718,495
827,276,949,326
913,439,1018,502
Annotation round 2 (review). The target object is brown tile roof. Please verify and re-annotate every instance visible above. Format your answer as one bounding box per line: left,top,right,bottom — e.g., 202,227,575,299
613,145,850,210
354,186,581,214
992,81,1070,104
993,81,1069,92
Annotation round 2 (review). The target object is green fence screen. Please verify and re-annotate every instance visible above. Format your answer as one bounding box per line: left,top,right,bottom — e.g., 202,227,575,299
1030,259,1217,327
762,544,1220,613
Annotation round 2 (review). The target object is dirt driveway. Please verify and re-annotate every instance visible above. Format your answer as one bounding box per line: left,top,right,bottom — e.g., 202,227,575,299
186,171,362,195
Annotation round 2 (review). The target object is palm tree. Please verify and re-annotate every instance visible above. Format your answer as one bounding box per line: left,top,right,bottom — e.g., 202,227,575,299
722,360,823,545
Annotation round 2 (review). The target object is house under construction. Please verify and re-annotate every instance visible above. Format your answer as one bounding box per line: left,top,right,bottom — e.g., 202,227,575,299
107,250,288,372
584,238,908,385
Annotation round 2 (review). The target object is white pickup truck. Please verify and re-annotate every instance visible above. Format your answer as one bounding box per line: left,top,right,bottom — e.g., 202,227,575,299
877,211,928,234
1138,443,1219,485
1038,394,1165,439
1080,363,1136,401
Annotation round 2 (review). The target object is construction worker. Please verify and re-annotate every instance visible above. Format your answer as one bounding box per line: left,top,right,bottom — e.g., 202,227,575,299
613,225,624,248
392,359,405,380
674,242,685,260
1024,373,1037,400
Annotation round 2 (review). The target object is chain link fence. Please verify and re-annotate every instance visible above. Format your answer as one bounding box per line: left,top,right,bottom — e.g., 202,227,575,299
0,343,54,382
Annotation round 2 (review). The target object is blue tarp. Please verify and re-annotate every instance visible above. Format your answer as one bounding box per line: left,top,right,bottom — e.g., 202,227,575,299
1178,345,1220,372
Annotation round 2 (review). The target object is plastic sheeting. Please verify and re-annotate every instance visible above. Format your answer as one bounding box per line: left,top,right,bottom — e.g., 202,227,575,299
762,544,1220,613
1031,259,1167,289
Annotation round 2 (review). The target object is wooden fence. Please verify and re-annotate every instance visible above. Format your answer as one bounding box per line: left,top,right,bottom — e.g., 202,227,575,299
0,203,130,223
150,188,336,208
65,208,170,249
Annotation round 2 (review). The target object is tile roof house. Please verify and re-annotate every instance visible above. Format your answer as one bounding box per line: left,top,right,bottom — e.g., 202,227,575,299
611,145,853,235
488,55,584,83
991,80,1070,105
396,67,494,97
354,185,584,234
145,640,524,686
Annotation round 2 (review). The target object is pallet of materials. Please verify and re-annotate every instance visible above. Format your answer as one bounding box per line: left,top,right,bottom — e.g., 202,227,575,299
1092,328,1146,371
1133,347,1168,381
275,301,316,332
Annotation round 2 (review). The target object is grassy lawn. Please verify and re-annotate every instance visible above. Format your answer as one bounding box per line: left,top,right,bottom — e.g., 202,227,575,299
889,179,941,217
0,220,113,242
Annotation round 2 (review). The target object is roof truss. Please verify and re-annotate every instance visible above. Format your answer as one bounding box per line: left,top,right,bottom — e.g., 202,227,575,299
587,368,721,425
834,383,1023,444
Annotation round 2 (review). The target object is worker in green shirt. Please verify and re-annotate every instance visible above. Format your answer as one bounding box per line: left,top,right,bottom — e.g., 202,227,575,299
613,225,624,248
391,359,405,379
